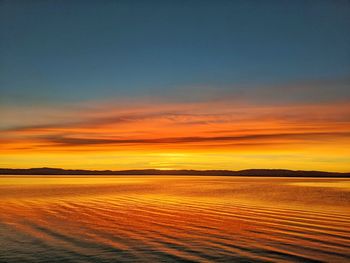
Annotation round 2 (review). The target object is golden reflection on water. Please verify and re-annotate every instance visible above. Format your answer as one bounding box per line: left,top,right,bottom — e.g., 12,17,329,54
0,176,349,262
288,181,350,190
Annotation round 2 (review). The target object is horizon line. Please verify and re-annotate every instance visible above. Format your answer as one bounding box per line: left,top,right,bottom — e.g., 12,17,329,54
1,167,349,176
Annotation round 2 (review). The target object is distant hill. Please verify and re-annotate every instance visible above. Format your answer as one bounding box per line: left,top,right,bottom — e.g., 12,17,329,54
0,167,349,177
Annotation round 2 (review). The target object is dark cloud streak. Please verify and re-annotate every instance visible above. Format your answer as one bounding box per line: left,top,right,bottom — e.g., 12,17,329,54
45,132,350,147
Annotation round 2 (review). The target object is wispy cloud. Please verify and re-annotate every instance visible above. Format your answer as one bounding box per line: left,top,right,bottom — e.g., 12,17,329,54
1,99,350,153
42,131,350,147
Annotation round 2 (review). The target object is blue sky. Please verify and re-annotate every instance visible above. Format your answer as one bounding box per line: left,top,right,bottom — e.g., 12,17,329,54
1,0,350,105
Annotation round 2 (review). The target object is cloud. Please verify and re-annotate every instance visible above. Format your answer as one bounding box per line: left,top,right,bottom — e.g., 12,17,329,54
1,99,350,153
29,131,350,149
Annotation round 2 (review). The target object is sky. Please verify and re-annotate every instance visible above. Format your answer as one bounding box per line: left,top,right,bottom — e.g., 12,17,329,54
1,0,350,171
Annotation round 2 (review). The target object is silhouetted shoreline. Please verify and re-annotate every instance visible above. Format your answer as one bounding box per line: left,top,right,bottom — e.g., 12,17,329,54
0,168,349,177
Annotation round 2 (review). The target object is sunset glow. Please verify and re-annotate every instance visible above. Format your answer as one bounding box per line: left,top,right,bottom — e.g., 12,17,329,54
1,2,350,262
1,1,349,172
1,99,349,171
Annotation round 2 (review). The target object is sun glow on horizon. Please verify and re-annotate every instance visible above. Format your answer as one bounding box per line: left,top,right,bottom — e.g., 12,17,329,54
1,100,350,172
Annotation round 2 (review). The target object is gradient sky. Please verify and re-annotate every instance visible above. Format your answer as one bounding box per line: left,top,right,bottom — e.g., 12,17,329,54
1,0,350,171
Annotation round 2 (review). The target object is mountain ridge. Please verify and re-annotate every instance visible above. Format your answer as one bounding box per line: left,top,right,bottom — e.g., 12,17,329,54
0,167,349,177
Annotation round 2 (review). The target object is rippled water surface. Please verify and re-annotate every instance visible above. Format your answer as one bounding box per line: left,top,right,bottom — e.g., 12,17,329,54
0,176,349,262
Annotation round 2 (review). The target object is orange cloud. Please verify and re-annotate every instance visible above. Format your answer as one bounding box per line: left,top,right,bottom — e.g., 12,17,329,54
1,100,350,171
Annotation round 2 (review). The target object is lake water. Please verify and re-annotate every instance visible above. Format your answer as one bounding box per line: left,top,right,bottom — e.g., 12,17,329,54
0,176,349,262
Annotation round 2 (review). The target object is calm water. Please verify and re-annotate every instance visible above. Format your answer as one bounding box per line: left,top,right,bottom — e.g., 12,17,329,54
0,176,349,263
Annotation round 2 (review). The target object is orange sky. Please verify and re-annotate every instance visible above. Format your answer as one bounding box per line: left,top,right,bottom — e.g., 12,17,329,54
1,99,349,172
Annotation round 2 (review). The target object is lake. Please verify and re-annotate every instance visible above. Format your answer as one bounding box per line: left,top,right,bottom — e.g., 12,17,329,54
0,176,349,262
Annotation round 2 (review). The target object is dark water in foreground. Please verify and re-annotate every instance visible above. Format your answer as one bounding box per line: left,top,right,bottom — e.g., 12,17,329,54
0,176,349,262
